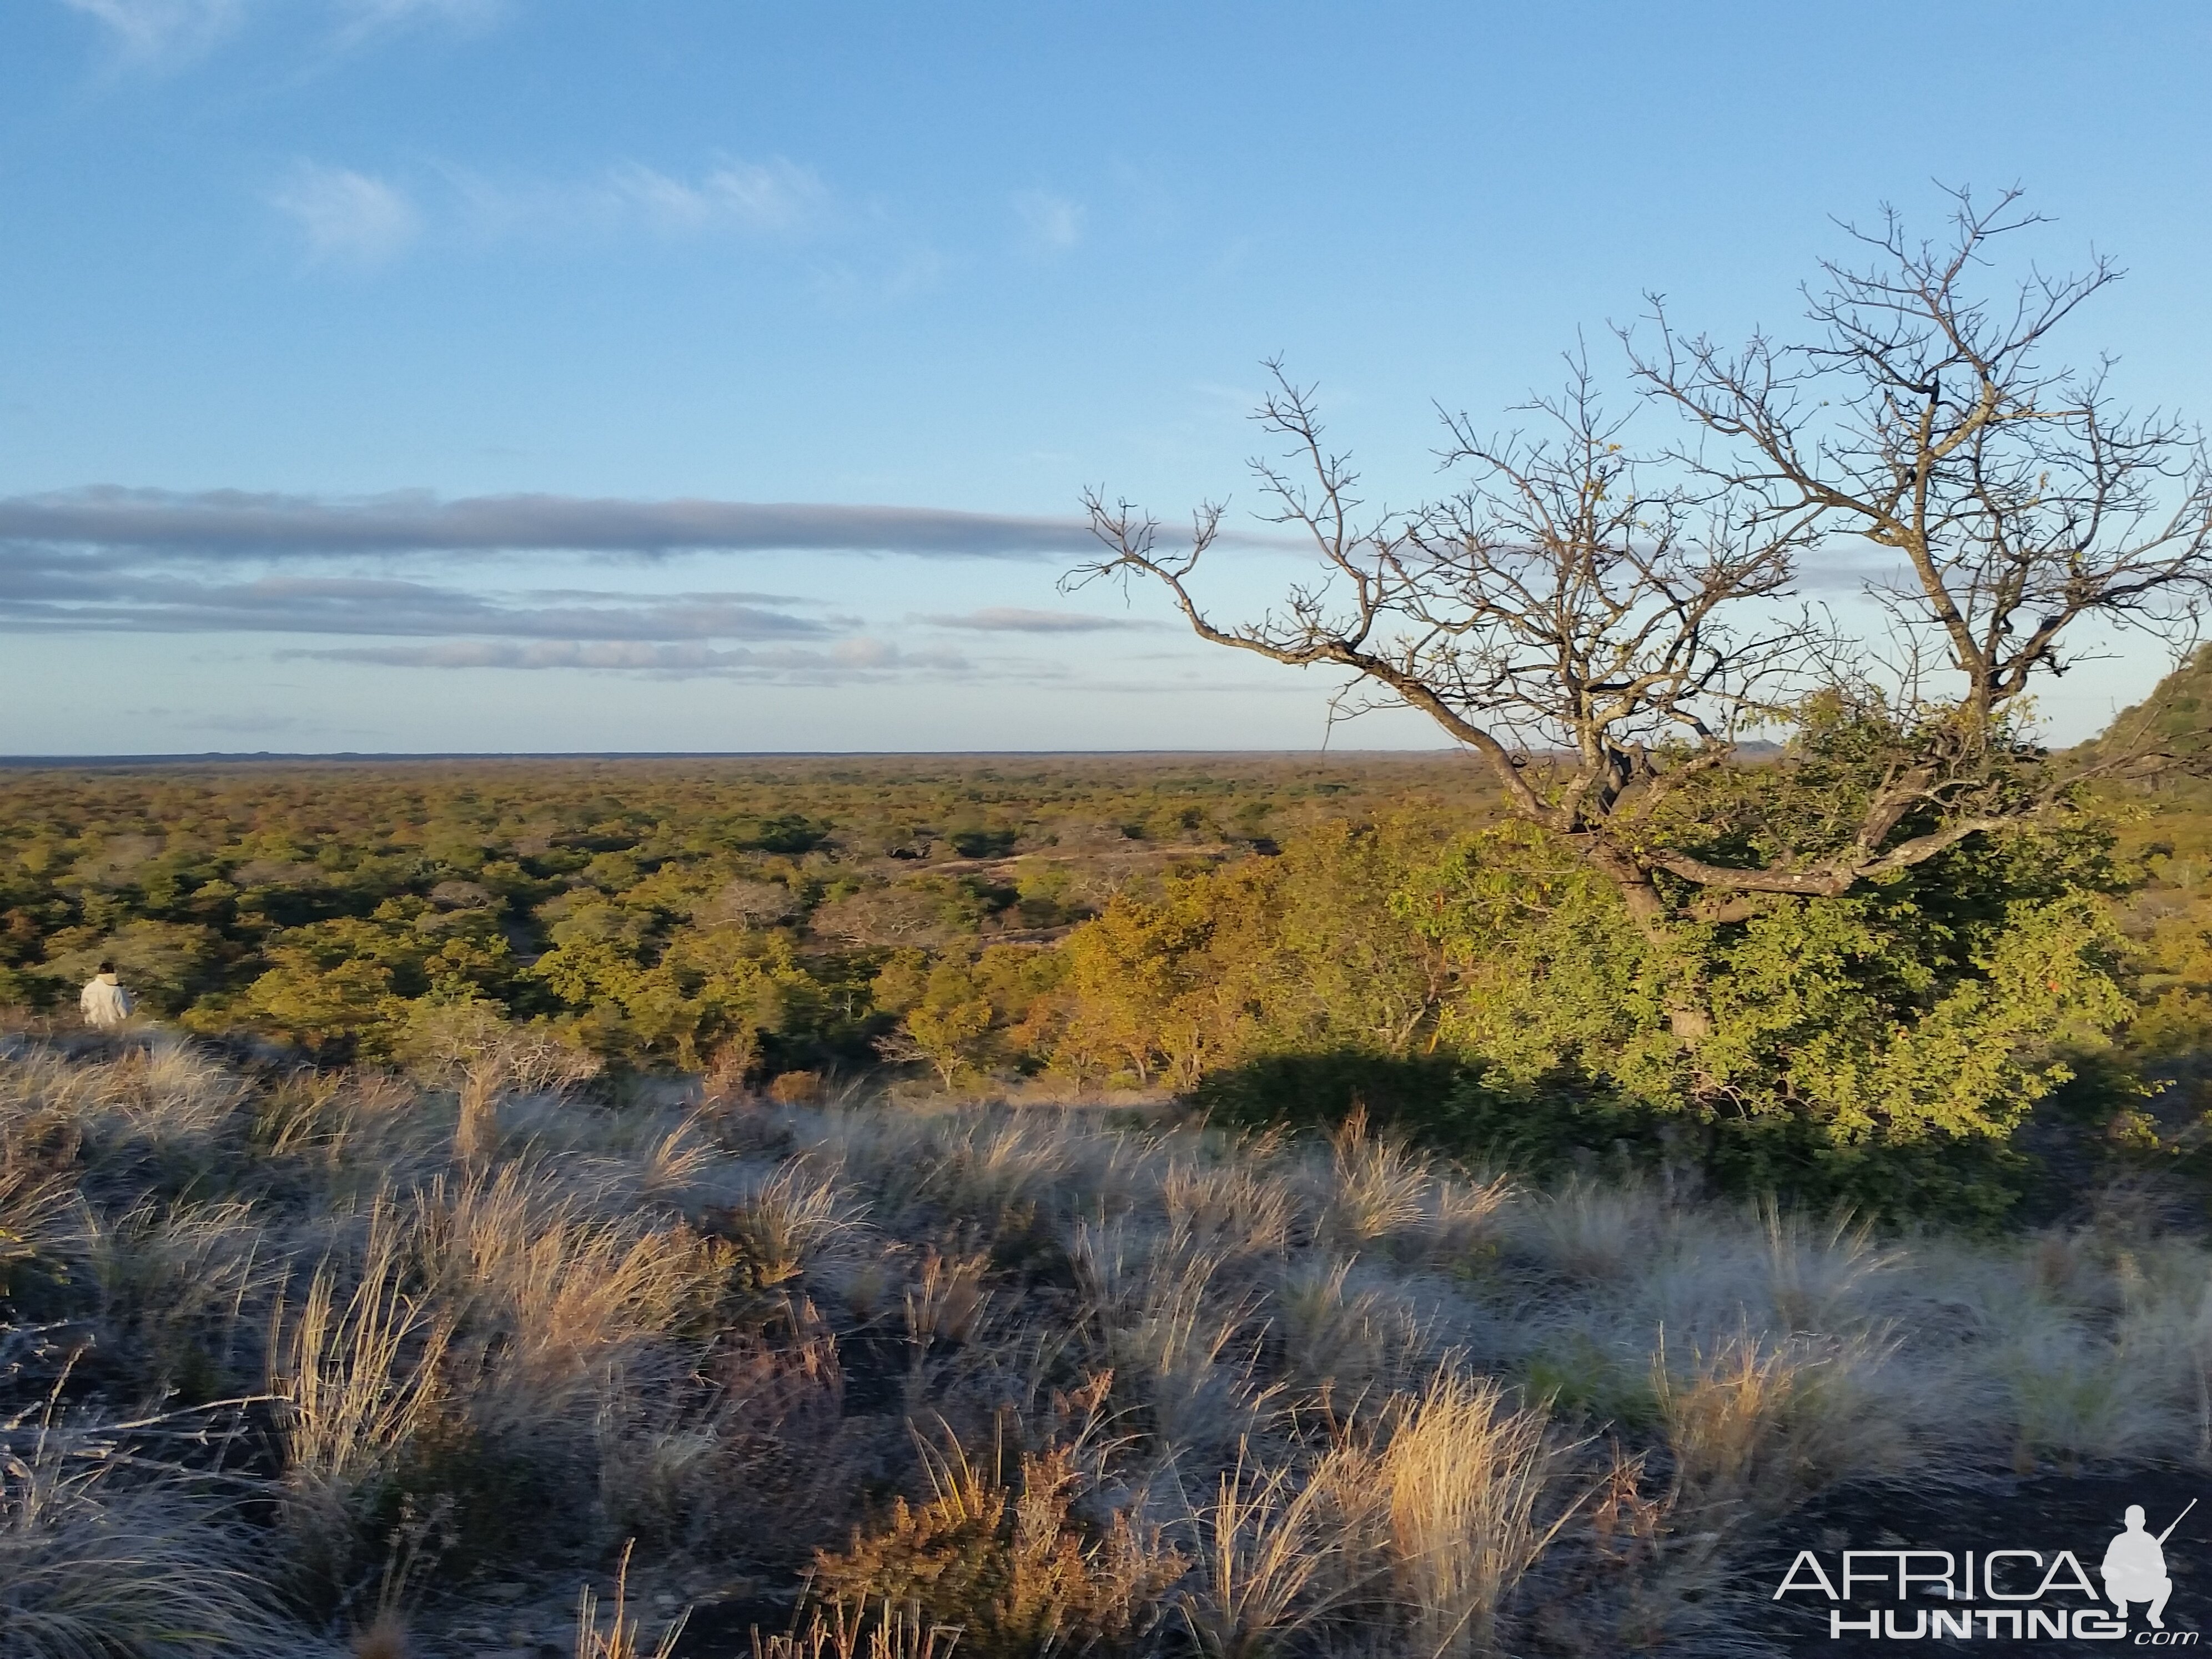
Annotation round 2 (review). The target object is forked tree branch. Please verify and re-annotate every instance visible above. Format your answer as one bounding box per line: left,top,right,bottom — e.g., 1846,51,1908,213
1070,204,2212,924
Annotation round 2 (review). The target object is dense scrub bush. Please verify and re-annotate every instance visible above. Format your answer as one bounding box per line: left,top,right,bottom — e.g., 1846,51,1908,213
9,754,2206,1224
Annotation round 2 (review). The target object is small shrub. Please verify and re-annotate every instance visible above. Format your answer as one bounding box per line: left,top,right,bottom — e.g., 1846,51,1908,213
810,1426,1181,1659
771,1072,827,1106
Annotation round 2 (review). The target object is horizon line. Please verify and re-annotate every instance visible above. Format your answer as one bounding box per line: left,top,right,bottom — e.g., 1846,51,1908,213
0,747,1485,768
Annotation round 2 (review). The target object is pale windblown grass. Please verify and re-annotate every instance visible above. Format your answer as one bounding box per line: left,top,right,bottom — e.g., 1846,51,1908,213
272,1210,453,1592
1378,1367,1577,1658
714,1160,860,1290
1,1392,306,1659
1270,1254,1425,1401
407,1165,722,1429
7,1029,2212,1657
77,1195,276,1385
1312,1108,1430,1247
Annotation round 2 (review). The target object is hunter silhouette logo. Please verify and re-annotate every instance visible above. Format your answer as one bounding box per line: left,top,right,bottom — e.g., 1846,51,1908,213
1773,1495,2202,1642
2105,1501,2194,1631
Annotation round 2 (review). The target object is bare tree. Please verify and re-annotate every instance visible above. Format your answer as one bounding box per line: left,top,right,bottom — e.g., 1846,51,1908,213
1070,191,2212,1020
1075,359,1809,946
1625,185,2212,895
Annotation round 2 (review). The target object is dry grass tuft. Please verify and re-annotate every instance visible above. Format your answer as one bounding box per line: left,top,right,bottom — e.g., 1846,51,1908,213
7,1033,2212,1655
904,1249,992,1349
1,1394,303,1658
272,1210,453,1595
1648,1328,1899,1516
1174,1442,1353,1659
575,1540,687,1659
1379,1366,1578,1658
1316,1108,1430,1246
751,1601,964,1659
1270,1254,1424,1400
710,1162,859,1289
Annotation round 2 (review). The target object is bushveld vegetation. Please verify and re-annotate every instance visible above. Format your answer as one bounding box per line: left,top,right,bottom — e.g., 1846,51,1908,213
16,196,2212,1222
2,723,2212,1656
1,735,2206,1221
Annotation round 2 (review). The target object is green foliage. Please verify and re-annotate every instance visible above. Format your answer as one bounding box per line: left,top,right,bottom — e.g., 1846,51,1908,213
0,751,2198,1221
1416,817,2134,1140
875,955,997,1087
1378,807,2134,1216
1089,767,2149,1218
1057,877,1246,1088
1188,1050,1474,1139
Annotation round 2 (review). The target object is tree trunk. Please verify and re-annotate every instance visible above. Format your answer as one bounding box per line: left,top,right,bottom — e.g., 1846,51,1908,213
1584,841,1714,1043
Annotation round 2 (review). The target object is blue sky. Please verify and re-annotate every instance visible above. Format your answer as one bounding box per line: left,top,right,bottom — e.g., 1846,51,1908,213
3,1,2208,753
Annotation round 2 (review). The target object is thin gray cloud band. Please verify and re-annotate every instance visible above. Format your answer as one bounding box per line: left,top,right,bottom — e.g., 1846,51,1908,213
0,488,1102,561
0,571,832,639
0,486,1235,678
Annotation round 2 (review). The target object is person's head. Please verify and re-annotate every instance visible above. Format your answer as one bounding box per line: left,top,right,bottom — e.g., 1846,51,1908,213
97,960,116,977
2126,1505,2147,1529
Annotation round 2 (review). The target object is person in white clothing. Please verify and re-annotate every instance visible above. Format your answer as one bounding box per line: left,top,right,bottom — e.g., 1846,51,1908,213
79,961,133,1029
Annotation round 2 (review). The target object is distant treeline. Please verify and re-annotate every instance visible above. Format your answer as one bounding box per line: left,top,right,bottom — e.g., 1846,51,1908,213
0,753,1488,1075
4,752,2211,1220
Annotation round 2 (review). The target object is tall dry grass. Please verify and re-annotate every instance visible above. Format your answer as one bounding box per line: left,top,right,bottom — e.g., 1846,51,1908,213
1174,1445,1353,1659
1378,1368,1576,1658
272,1209,454,1598
4,1033,2212,1656
574,1541,687,1659
1,1389,305,1658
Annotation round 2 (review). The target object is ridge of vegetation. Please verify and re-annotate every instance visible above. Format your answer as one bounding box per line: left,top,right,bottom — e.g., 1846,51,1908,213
4,744,2208,1222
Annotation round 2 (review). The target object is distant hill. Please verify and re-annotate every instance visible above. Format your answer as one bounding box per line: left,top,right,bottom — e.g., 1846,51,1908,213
2082,644,2212,771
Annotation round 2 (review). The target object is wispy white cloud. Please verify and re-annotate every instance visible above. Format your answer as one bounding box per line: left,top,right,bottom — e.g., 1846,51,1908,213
449,156,833,243
334,0,506,43
269,163,421,267
607,158,829,235
61,0,244,64
1012,189,1084,254
257,150,841,270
